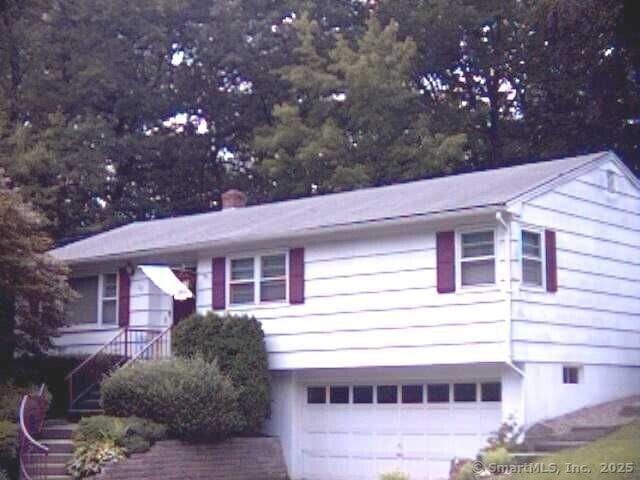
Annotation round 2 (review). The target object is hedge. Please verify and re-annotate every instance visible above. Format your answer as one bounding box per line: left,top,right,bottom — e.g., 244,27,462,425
101,357,243,440
172,312,270,434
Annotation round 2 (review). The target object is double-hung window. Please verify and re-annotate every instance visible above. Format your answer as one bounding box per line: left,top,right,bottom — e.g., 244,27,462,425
260,254,287,302
460,230,495,286
101,274,118,325
229,253,287,305
230,258,255,304
522,230,543,286
66,273,118,326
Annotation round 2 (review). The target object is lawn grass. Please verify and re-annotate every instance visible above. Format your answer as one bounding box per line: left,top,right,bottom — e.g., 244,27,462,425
513,420,640,480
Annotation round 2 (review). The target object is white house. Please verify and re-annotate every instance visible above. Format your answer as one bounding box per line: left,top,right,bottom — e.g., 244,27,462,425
49,151,640,480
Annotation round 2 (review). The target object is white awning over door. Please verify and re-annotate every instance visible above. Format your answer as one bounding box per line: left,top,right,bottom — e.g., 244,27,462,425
138,265,194,301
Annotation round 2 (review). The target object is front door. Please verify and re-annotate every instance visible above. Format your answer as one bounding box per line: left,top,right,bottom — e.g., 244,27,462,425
172,269,196,325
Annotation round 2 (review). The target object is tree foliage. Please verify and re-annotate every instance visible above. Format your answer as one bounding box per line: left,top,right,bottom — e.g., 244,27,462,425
252,14,467,198
0,173,74,366
0,0,637,241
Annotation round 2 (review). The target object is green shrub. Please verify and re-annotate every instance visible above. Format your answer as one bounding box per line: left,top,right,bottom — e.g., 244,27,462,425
0,421,18,464
481,446,513,469
67,440,125,479
73,416,167,454
172,312,270,434
454,461,477,480
9,355,84,417
101,356,243,440
0,382,49,422
380,471,410,480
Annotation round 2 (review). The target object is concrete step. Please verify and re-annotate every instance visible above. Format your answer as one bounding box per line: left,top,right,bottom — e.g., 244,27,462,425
44,439,75,454
67,408,103,421
76,398,101,409
33,452,72,462
41,424,77,440
42,462,70,476
46,476,72,480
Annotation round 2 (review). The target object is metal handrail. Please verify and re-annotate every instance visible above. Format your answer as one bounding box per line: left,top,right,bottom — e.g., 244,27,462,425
66,327,164,409
122,325,172,367
19,384,49,480
65,329,124,381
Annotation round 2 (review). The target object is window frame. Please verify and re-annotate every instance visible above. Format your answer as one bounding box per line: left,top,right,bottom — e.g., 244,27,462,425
227,251,289,307
520,227,546,289
65,272,119,329
456,227,498,289
562,366,581,385
99,273,119,326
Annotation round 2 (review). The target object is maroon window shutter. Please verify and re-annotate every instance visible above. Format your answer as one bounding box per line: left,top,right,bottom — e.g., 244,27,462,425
118,268,130,327
436,231,456,293
545,229,558,292
212,257,226,310
289,247,305,304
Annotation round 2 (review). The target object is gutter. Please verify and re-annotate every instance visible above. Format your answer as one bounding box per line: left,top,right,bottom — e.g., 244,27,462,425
53,204,505,266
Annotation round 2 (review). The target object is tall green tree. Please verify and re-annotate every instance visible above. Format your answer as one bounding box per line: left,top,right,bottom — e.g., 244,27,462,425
0,172,74,368
377,0,640,172
252,14,467,199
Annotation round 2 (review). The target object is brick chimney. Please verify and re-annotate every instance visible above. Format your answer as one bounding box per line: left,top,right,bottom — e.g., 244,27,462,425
221,189,247,209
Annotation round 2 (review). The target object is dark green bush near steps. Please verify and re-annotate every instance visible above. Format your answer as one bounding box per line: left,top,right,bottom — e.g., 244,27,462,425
8,354,85,417
172,312,270,434
101,356,244,440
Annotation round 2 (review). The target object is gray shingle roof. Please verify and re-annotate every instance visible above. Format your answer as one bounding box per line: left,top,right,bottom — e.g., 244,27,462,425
50,151,611,263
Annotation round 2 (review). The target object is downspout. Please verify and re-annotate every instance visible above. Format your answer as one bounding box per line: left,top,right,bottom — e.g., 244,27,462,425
497,211,526,432
496,211,513,364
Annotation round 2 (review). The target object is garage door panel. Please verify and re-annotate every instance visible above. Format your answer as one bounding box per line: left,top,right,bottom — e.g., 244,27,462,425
422,408,453,433
303,432,328,452
300,380,502,480
401,433,427,452
331,432,351,451
451,434,483,456
376,433,401,453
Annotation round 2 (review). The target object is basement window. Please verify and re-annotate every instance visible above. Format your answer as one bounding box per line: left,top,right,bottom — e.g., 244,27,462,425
563,366,580,384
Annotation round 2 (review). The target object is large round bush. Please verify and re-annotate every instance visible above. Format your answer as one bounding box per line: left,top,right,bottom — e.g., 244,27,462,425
101,357,244,440
172,312,270,434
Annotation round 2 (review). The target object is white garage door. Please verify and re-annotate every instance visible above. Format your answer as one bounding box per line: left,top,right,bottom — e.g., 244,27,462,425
300,381,502,480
